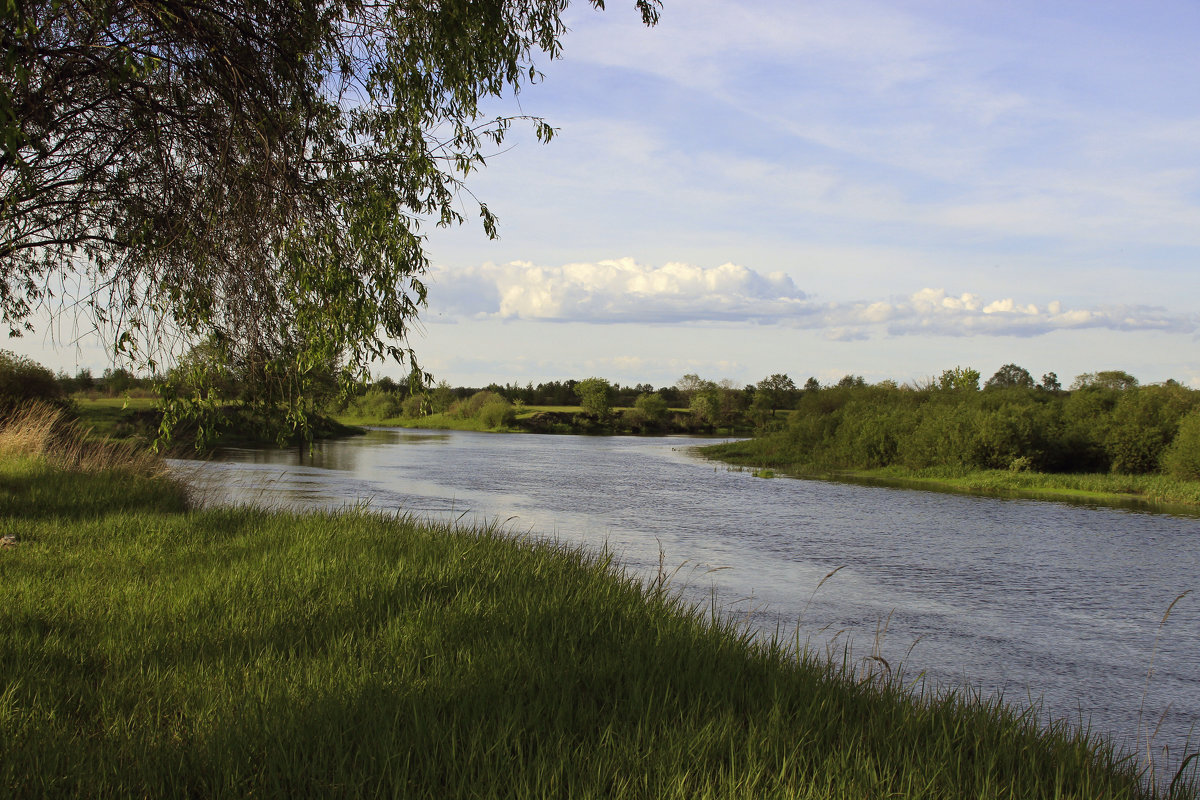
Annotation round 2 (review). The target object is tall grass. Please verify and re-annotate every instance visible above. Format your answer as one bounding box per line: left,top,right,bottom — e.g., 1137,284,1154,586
1,401,165,475
1,404,1195,798
0,403,191,520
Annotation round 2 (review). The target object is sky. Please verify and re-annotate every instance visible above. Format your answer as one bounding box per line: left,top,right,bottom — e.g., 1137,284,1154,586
13,0,1200,389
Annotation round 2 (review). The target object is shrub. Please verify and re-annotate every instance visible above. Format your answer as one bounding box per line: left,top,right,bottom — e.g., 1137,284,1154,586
1104,386,1188,474
0,350,67,418
478,399,515,429
348,388,404,420
401,394,424,419
897,403,979,469
452,390,505,419
634,392,669,424
973,402,1049,470
428,381,455,414
1161,411,1200,480
575,377,614,417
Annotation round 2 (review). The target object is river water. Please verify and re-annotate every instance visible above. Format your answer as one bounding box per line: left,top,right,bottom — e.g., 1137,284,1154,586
173,428,1199,773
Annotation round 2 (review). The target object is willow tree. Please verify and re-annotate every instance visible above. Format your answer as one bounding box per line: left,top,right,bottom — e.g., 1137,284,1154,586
0,0,659,443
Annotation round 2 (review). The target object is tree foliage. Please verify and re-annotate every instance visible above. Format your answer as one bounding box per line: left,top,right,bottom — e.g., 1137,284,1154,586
674,373,712,402
718,369,1199,476
575,377,615,417
0,348,66,416
755,373,797,413
632,391,669,426
1162,411,1200,480
1,0,659,443
984,363,1035,390
1071,370,1139,391
938,366,981,392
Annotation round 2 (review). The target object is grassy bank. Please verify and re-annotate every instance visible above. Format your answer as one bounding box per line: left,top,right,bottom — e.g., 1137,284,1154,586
703,440,1200,513
336,407,522,432
2,409,1194,798
71,397,364,449
334,405,742,436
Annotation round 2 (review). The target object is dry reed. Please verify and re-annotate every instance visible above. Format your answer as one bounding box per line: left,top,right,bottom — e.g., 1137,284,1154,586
0,401,166,477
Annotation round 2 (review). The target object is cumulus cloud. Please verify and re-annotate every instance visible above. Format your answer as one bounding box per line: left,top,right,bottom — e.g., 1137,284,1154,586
431,259,1198,339
434,258,808,324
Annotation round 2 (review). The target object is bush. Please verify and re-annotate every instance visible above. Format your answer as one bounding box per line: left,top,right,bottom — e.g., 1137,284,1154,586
452,390,505,420
634,392,669,424
575,377,614,417
898,403,979,469
1161,411,1200,480
348,388,404,420
401,394,424,419
478,400,516,429
0,350,67,418
1103,386,1191,474
973,401,1052,470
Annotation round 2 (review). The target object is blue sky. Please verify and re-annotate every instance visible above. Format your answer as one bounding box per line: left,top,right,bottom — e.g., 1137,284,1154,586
15,0,1200,388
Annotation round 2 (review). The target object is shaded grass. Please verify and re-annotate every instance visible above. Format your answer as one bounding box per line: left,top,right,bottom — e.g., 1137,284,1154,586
2,407,1194,798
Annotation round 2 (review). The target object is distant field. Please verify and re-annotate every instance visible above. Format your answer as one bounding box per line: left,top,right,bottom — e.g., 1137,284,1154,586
72,396,157,437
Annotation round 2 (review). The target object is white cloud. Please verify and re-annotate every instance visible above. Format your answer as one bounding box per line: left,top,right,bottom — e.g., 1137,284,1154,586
431,259,1198,340
435,258,808,323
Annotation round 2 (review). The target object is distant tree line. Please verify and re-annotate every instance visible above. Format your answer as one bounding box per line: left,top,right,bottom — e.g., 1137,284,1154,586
0,350,160,418
338,371,829,433
724,365,1200,480
335,364,1200,477
10,353,1199,477
54,366,157,397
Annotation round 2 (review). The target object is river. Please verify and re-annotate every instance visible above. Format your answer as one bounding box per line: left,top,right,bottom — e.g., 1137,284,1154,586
172,427,1200,776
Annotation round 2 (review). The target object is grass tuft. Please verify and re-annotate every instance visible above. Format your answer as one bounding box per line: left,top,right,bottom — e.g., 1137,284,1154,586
1,401,167,476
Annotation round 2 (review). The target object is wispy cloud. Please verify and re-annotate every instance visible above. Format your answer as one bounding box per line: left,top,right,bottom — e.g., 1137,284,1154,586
432,260,1198,339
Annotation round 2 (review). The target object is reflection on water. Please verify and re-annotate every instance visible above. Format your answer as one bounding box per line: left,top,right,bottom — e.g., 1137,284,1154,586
173,428,1200,770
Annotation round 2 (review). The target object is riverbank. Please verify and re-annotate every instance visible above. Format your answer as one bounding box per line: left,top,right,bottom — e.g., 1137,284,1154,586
2,407,1185,798
72,397,364,449
335,404,753,436
702,440,1200,514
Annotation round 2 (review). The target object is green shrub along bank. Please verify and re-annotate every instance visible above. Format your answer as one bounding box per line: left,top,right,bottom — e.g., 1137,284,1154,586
3,410,1192,798
814,466,1200,511
702,371,1200,509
